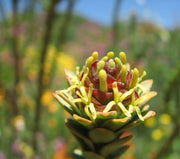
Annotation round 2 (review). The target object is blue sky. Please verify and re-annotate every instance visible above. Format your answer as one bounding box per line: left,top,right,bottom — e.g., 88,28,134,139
71,0,180,28
2,0,180,28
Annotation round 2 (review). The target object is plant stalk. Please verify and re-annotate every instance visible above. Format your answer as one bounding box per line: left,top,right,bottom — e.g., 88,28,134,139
32,0,61,152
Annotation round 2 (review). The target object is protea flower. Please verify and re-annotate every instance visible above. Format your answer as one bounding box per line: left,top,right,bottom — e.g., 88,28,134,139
54,51,157,159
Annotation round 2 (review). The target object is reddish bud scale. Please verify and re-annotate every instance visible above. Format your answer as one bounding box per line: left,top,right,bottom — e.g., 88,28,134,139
78,58,138,111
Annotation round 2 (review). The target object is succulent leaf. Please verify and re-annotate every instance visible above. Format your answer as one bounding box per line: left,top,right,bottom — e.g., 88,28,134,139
66,119,95,151
73,114,95,129
83,151,104,159
99,135,132,157
95,111,118,126
88,128,115,143
102,117,130,131
106,145,129,159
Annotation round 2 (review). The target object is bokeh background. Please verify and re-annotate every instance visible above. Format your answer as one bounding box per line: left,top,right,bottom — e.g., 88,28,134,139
0,0,180,158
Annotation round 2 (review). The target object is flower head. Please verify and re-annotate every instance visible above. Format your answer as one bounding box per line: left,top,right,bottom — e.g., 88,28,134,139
54,51,157,122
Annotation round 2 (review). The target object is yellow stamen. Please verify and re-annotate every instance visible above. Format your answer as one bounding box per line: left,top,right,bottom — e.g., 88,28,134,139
103,101,115,113
121,65,127,82
109,60,116,68
138,71,147,82
130,68,139,88
120,88,134,102
99,69,108,92
85,105,93,120
89,103,96,120
76,90,83,98
88,84,93,102
80,86,87,97
76,66,80,77
131,92,135,104
86,56,94,68
118,102,131,117
92,51,98,60
81,68,89,85
107,51,114,59
119,52,126,64
97,60,105,72
114,57,122,69
134,106,144,121
101,56,108,62
112,82,119,103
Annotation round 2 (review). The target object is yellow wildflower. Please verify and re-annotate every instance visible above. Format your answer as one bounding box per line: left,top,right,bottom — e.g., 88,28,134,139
159,113,171,125
48,102,59,113
20,142,34,158
13,115,25,131
144,116,156,128
56,52,76,74
41,90,53,106
151,129,163,141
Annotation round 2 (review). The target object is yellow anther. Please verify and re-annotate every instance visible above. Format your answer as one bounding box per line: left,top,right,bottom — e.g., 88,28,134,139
86,56,94,68
76,90,82,98
81,68,89,85
119,52,126,64
88,84,93,102
101,56,108,62
130,68,139,88
99,69,108,92
112,82,117,88
138,71,147,82
89,103,96,120
107,51,114,59
103,101,115,113
114,57,122,69
134,106,144,121
80,86,87,97
131,92,135,104
81,66,86,77
121,65,127,82
92,51,98,60
109,60,116,68
118,103,131,117
76,66,80,76
97,60,105,72
113,82,119,103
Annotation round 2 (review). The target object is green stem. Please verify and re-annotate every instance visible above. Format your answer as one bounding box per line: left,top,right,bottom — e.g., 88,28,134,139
154,64,180,159
49,0,76,88
153,124,180,159
111,0,122,48
11,0,20,115
32,0,61,152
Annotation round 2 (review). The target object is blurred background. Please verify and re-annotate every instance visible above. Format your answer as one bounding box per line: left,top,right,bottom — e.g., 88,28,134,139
0,0,180,158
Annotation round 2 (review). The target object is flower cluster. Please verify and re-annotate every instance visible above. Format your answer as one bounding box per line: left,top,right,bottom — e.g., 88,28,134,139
54,51,157,122
54,51,157,158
